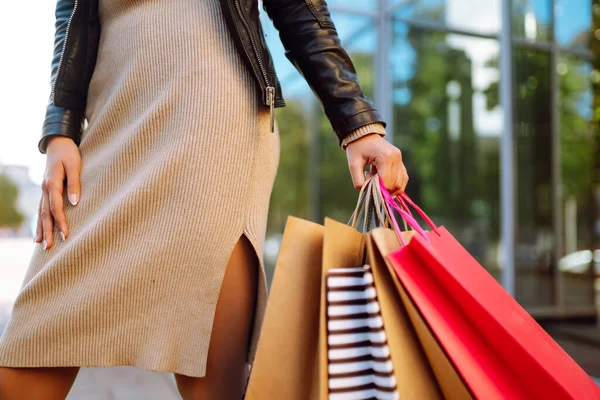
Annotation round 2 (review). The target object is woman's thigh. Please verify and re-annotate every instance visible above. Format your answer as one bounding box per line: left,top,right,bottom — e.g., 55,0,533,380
0,366,80,400
174,234,258,400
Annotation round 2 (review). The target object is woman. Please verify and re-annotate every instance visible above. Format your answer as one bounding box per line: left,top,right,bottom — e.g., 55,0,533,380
0,0,408,398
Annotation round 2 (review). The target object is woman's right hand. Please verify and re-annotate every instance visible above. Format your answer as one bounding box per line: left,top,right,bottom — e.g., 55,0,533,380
34,136,82,250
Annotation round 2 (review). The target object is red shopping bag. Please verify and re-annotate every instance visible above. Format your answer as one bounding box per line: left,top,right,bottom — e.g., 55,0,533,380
377,177,600,400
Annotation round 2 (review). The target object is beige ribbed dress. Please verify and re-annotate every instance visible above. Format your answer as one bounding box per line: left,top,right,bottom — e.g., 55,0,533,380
0,0,279,378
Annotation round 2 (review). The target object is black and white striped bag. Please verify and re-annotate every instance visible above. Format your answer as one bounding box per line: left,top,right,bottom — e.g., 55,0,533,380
326,265,399,400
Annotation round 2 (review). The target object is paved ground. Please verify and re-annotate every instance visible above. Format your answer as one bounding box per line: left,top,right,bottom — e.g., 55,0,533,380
66,367,180,400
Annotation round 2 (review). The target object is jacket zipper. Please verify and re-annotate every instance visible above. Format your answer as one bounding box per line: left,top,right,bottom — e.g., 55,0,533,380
51,0,79,103
233,0,275,132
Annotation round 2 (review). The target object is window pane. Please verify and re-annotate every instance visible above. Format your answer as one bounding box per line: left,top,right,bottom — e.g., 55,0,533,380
327,0,378,13
555,0,592,49
392,0,501,35
512,0,551,42
391,23,503,281
558,56,597,308
513,47,555,308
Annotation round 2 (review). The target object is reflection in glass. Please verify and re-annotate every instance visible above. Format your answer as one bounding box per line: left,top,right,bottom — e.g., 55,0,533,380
555,0,592,50
558,56,596,307
326,0,378,13
513,48,555,308
392,0,501,35
391,23,503,280
512,0,551,42
258,0,598,310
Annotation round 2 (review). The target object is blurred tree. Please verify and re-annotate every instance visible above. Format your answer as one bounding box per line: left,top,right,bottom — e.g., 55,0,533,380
591,0,600,250
394,27,453,216
392,21,485,228
318,52,376,223
267,100,310,235
559,57,594,213
483,34,594,247
0,173,24,227
482,11,599,272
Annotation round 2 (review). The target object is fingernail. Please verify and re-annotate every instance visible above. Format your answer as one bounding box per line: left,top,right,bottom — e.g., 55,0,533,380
69,194,79,205
60,231,66,241
42,240,48,249
33,235,38,243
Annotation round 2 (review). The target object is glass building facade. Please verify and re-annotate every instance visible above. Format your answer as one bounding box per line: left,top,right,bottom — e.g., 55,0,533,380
260,0,600,319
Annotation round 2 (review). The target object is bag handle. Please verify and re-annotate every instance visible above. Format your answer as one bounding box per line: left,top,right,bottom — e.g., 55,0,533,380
370,177,397,230
377,176,432,243
349,175,391,232
398,192,439,235
349,175,374,228
371,176,408,235
386,185,411,232
395,195,414,220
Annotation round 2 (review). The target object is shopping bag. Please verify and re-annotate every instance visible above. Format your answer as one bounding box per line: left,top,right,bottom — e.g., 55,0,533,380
246,175,386,399
320,218,442,399
325,264,399,400
244,216,324,400
378,179,600,400
367,229,473,400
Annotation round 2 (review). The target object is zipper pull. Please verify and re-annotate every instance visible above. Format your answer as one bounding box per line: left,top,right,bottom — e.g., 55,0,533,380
266,86,275,133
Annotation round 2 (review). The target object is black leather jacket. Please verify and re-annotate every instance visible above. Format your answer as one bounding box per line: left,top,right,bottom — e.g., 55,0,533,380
39,0,386,154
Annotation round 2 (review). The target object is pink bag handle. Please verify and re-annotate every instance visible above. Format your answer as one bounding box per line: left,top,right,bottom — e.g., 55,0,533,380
395,194,414,220
377,176,431,243
398,192,439,235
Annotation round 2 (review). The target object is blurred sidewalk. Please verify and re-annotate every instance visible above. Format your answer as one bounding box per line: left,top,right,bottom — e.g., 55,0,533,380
65,367,180,400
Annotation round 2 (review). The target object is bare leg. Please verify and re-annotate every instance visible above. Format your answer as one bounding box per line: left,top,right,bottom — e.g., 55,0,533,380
174,234,258,400
0,366,80,400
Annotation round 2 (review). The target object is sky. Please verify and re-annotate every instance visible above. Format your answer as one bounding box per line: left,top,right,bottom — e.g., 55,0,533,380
0,0,593,185
548,0,592,46
0,1,55,185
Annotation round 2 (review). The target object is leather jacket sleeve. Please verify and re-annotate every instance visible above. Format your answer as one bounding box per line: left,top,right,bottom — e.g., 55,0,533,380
262,0,387,145
38,0,85,155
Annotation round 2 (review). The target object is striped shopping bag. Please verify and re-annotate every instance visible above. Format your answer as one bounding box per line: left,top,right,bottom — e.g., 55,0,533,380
318,218,443,400
325,264,399,400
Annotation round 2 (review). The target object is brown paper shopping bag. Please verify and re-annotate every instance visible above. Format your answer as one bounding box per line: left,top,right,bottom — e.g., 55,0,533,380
245,216,323,400
369,227,473,400
320,218,442,400
246,176,388,399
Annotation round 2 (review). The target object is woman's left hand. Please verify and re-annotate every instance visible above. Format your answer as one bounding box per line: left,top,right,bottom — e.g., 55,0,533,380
345,133,409,197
